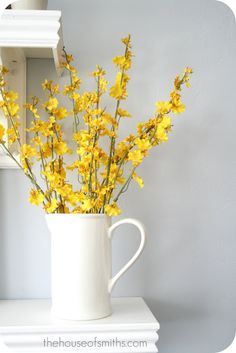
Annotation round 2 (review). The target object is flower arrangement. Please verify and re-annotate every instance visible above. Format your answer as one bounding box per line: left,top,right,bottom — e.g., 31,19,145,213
0,35,192,216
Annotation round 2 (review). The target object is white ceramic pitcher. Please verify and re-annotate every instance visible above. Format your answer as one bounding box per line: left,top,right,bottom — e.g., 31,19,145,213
46,214,146,320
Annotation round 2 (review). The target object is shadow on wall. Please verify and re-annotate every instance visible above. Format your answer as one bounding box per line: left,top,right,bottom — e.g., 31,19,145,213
145,297,236,353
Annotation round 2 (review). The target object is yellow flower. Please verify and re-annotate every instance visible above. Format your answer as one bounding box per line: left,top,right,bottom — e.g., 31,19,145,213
41,142,51,158
91,65,106,77
31,136,42,146
42,80,59,94
170,90,186,113
159,116,172,130
29,189,44,205
115,142,129,158
156,101,172,115
6,127,17,145
112,56,126,69
135,138,151,152
63,63,77,73
7,102,20,116
64,53,74,63
132,172,144,188
81,199,94,212
117,108,131,117
99,77,108,91
109,83,123,100
0,124,5,141
171,101,185,114
185,67,193,74
44,198,59,213
5,91,18,102
110,72,129,100
56,184,80,205
54,141,71,156
20,144,36,159
121,34,132,48
174,75,182,90
128,150,143,166
43,97,58,111
54,107,68,120
105,202,121,216
156,127,168,142
0,66,9,75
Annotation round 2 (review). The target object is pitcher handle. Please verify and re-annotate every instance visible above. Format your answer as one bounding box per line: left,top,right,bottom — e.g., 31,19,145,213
108,218,146,293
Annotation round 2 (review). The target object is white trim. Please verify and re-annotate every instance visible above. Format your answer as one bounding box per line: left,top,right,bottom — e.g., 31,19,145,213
0,10,64,75
0,153,20,169
0,10,61,47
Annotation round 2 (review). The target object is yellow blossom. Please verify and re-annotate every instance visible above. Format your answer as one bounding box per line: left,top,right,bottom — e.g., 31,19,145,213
185,67,193,74
31,136,42,146
5,91,18,102
132,172,144,188
159,116,172,130
99,77,108,91
41,143,51,158
81,199,94,212
156,127,168,142
171,101,185,114
0,124,5,141
117,108,131,117
109,83,123,100
105,202,121,216
156,101,172,115
135,138,151,152
54,141,72,156
121,34,132,48
0,66,9,75
7,102,20,116
54,107,68,120
128,150,143,166
29,189,44,205
7,127,17,145
42,80,59,94
91,65,106,77
44,198,59,213
43,97,58,111
20,144,36,159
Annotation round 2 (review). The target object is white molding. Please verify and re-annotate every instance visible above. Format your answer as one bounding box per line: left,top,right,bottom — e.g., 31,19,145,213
0,10,64,75
0,297,160,352
0,153,20,169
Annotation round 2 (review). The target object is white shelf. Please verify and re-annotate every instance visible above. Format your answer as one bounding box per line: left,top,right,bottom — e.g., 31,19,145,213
0,10,64,75
0,9,64,169
0,297,160,352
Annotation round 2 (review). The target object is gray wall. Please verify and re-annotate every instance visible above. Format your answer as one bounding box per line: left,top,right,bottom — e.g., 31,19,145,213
0,0,236,352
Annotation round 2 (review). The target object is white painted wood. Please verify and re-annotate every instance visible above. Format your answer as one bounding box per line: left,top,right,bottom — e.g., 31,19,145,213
0,9,64,168
0,10,64,75
0,297,159,352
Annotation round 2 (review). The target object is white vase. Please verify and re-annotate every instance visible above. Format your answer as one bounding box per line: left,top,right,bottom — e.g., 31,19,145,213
45,214,146,321
11,0,48,10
